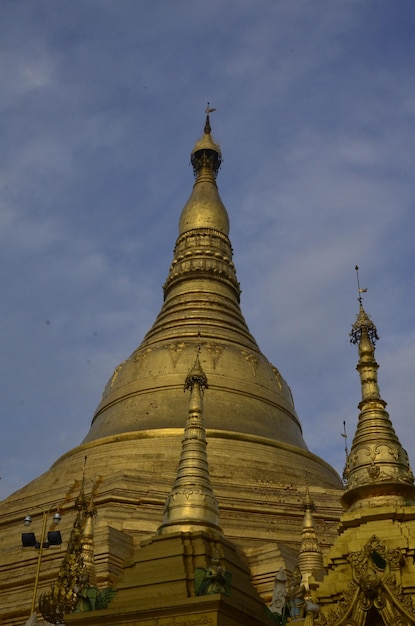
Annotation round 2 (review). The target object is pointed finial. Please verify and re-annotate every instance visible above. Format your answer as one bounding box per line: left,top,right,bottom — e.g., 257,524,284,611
204,102,216,133
302,474,315,513
355,265,367,305
205,102,216,131
205,102,217,115
184,343,208,392
350,267,379,346
190,107,222,178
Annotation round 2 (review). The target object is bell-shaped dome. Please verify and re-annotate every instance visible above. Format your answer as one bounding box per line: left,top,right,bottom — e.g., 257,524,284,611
83,115,307,451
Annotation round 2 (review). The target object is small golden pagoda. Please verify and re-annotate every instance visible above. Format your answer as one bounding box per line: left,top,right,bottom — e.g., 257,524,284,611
0,113,346,624
297,484,324,591
310,280,415,626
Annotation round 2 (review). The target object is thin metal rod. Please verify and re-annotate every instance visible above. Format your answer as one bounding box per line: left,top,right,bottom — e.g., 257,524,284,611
30,510,48,615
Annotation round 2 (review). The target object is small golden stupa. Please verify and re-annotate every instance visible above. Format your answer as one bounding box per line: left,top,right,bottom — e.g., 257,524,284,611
311,276,415,626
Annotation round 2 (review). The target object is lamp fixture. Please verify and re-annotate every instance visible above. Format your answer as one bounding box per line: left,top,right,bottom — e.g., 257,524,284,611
21,505,64,615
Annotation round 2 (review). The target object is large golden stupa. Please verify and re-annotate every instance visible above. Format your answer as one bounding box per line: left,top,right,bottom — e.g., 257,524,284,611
0,114,344,625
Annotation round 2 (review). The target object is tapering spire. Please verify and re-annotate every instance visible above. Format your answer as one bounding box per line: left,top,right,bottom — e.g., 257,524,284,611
178,108,229,237
342,269,415,510
144,109,248,347
297,482,323,590
158,348,221,535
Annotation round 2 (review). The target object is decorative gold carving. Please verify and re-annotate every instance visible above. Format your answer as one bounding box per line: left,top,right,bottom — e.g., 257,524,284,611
136,617,214,626
387,577,415,615
133,347,153,368
165,342,186,368
240,350,258,376
272,367,283,390
204,342,223,369
163,228,241,296
390,618,411,626
315,582,358,626
348,536,403,580
110,361,125,387
166,488,217,504
346,461,415,490
317,534,415,626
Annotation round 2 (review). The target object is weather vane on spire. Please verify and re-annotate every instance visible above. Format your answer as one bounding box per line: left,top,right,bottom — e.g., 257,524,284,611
355,265,367,304
350,266,379,346
205,102,216,114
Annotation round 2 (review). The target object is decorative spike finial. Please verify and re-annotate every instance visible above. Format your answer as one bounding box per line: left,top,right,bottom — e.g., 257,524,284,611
355,265,367,305
350,267,379,346
302,475,315,514
184,342,208,392
204,102,216,134
190,108,222,178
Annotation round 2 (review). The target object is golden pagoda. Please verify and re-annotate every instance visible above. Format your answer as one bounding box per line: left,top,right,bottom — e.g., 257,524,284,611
310,279,415,626
0,113,345,624
297,484,324,591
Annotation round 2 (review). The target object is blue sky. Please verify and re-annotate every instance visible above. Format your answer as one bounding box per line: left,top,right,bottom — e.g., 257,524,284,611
1,1,415,499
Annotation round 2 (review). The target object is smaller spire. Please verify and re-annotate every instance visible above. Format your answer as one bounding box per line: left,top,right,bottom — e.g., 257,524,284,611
297,481,323,590
342,270,415,510
158,348,221,535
